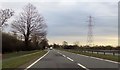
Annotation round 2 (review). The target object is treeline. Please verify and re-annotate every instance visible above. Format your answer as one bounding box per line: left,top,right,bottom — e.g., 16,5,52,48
50,43,120,50
2,32,48,53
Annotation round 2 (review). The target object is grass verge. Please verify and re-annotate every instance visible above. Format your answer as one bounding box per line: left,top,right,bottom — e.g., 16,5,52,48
3,50,39,59
59,49,120,62
2,50,47,68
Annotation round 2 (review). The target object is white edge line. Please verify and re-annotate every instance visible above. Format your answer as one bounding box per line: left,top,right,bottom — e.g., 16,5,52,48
67,57,74,61
68,52,119,64
24,51,50,70
77,63,89,70
78,54,120,64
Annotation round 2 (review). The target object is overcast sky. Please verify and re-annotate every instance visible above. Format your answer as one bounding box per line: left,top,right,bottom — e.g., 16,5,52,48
0,0,119,46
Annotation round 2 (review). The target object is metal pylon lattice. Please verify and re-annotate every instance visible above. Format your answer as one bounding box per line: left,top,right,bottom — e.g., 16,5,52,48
87,16,94,47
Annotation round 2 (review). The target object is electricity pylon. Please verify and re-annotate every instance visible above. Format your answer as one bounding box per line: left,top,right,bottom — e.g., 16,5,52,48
87,16,94,47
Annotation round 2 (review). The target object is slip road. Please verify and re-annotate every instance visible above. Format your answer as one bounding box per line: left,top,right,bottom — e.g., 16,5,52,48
26,49,119,70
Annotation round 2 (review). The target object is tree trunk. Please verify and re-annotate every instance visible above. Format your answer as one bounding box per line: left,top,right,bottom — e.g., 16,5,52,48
24,36,29,50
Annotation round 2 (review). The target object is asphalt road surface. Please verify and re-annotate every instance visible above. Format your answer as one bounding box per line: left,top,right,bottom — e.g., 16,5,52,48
27,49,119,70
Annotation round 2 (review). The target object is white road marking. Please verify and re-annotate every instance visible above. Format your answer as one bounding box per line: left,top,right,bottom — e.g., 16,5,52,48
24,51,50,70
77,63,89,70
57,51,73,61
62,55,66,57
67,57,74,61
79,54,119,64
90,57,103,60
56,50,89,70
90,56,119,64
69,52,119,64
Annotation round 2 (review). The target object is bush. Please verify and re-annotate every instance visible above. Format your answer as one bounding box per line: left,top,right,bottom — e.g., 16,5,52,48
2,33,24,53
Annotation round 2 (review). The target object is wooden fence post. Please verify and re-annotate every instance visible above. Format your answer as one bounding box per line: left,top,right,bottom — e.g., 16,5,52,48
97,51,99,54
113,52,115,56
104,52,105,55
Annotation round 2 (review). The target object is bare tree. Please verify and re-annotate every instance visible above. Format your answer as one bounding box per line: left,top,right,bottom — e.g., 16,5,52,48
62,41,68,46
73,41,79,46
12,3,47,49
40,38,48,50
0,9,14,27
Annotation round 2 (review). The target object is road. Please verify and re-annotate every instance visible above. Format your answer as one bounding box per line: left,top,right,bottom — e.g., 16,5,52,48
26,49,119,70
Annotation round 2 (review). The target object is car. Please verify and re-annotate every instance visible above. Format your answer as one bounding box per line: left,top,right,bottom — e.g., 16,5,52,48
50,47,53,50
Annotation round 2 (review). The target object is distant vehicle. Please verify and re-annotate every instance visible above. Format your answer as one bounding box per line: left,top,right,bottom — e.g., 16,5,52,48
45,47,48,49
50,47,53,50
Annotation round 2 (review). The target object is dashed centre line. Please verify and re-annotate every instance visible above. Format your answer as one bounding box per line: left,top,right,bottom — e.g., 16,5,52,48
62,54,66,57
67,57,74,61
57,51,89,70
77,63,89,70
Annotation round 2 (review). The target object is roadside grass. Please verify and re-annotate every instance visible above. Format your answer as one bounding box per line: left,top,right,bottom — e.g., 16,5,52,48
2,50,47,68
59,49,120,62
3,50,39,59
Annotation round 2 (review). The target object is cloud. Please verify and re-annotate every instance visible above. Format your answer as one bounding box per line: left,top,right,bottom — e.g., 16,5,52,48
0,1,118,46
43,2,118,37
0,0,119,2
